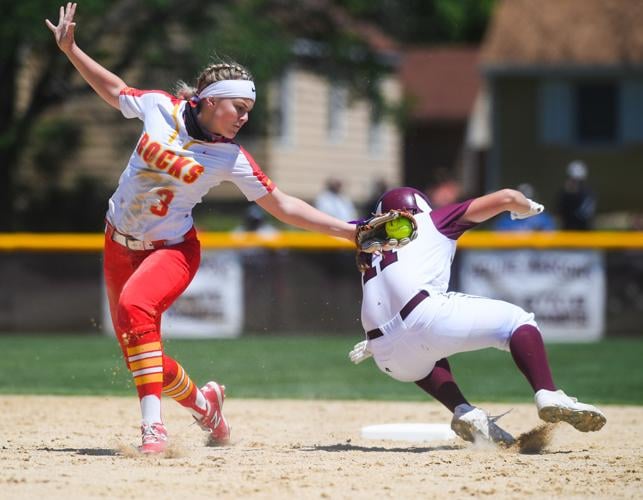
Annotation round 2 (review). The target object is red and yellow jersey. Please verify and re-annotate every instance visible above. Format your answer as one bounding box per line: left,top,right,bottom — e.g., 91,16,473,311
107,87,274,240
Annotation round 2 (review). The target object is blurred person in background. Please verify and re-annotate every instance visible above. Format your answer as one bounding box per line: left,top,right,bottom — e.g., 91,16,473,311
314,177,358,276
494,183,556,231
47,3,356,454
424,167,463,209
233,205,277,236
349,187,606,445
558,160,596,230
315,177,357,222
363,178,388,215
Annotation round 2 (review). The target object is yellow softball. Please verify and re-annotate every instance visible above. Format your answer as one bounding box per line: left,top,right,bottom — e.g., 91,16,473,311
385,217,413,240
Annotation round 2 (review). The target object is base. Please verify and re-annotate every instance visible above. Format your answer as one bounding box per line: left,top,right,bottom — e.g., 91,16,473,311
361,423,456,443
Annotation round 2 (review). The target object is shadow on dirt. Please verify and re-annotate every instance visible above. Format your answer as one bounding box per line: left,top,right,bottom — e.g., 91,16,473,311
37,447,118,456
296,443,462,453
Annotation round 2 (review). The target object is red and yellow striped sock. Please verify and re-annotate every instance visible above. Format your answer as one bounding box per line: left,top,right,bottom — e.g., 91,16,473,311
162,356,208,419
125,337,164,424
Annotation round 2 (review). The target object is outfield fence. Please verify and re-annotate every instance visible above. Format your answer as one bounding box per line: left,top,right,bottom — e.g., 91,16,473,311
1,231,642,338
2,231,643,251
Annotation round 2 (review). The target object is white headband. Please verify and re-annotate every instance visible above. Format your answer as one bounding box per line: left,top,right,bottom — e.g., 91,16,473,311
197,80,256,101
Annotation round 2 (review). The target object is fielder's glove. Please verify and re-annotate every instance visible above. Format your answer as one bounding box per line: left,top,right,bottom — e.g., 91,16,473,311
355,210,418,254
510,199,545,220
349,340,372,364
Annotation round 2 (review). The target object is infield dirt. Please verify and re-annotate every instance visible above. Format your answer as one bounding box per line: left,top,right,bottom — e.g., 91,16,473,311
0,396,640,499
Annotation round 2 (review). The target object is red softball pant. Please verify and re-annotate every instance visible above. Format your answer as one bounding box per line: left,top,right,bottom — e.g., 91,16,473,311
103,228,200,358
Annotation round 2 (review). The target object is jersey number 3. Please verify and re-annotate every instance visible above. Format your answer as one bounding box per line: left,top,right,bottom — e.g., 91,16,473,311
150,188,174,217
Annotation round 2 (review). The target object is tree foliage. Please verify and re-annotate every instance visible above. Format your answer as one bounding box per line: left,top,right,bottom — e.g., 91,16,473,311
337,0,497,44
1,0,495,230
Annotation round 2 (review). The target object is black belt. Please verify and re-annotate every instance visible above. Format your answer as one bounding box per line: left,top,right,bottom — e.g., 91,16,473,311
366,290,430,340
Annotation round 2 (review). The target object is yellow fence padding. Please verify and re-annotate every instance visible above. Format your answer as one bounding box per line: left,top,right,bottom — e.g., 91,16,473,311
1,231,643,252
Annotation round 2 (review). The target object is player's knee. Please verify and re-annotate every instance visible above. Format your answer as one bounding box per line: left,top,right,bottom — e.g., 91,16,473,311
508,307,538,332
518,310,538,329
116,295,157,335
500,309,539,350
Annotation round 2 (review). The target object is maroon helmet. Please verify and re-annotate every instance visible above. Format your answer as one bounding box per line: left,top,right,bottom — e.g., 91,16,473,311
374,187,431,215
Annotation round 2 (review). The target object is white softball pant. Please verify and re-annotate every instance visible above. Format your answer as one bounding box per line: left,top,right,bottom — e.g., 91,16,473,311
367,291,537,382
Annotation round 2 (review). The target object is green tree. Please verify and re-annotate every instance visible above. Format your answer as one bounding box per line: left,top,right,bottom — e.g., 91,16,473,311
1,0,209,230
338,0,497,44
2,0,494,230
1,0,396,230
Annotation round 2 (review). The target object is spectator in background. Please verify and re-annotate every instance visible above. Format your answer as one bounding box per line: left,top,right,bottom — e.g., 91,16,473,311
363,178,388,215
425,167,462,209
558,160,596,230
233,205,278,236
315,178,357,222
494,183,556,231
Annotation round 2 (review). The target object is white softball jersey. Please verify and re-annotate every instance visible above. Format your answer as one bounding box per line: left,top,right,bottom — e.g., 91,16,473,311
361,201,537,382
107,88,274,241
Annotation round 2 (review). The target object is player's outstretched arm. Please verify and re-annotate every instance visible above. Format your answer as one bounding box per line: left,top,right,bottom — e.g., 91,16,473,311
256,188,357,241
461,188,544,223
46,3,127,110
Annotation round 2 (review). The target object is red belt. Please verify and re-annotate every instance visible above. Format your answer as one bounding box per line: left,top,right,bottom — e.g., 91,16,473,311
106,222,189,251
366,290,430,340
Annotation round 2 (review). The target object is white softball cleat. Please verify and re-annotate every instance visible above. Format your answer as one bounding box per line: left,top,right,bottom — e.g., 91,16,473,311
535,389,606,432
451,404,515,445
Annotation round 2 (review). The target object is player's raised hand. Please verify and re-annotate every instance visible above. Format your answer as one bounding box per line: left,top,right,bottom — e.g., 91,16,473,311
45,3,77,53
510,199,545,220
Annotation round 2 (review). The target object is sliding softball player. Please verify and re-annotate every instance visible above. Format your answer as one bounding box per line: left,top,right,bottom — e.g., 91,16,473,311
350,187,606,445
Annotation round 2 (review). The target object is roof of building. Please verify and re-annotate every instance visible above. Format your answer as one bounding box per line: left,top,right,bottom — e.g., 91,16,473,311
399,46,481,121
482,0,643,66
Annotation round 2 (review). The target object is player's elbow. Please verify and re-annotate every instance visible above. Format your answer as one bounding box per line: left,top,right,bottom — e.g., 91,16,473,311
260,189,300,223
274,195,300,220
104,81,128,110
497,188,522,208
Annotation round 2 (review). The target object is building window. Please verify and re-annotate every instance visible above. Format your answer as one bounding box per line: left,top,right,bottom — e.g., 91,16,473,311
368,102,384,155
540,80,573,144
275,70,293,146
540,79,632,146
576,82,619,144
620,80,643,143
327,84,347,143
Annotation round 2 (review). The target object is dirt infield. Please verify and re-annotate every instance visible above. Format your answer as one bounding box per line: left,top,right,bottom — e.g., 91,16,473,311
0,396,640,499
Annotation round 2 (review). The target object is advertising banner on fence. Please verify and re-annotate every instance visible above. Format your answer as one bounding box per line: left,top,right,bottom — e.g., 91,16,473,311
459,250,605,342
103,250,243,339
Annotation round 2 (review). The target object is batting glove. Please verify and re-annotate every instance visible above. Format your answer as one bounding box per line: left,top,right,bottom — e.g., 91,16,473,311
510,199,545,220
349,340,372,364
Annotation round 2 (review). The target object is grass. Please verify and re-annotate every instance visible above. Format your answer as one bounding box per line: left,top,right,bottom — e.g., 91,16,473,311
0,334,641,405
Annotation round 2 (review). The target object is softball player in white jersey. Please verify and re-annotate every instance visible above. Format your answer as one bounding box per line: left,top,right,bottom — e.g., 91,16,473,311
350,187,606,445
48,3,356,454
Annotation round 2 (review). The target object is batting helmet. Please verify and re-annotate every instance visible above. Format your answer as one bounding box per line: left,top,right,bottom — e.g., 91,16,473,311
375,187,431,215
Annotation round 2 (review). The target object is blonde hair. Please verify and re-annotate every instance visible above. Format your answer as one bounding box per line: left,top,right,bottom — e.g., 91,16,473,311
176,61,253,100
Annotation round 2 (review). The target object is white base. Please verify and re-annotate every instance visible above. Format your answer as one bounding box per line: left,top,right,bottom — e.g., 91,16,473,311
361,423,456,443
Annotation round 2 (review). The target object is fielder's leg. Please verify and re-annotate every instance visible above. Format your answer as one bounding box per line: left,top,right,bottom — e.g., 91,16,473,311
162,356,230,444
105,236,215,451
104,235,169,453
